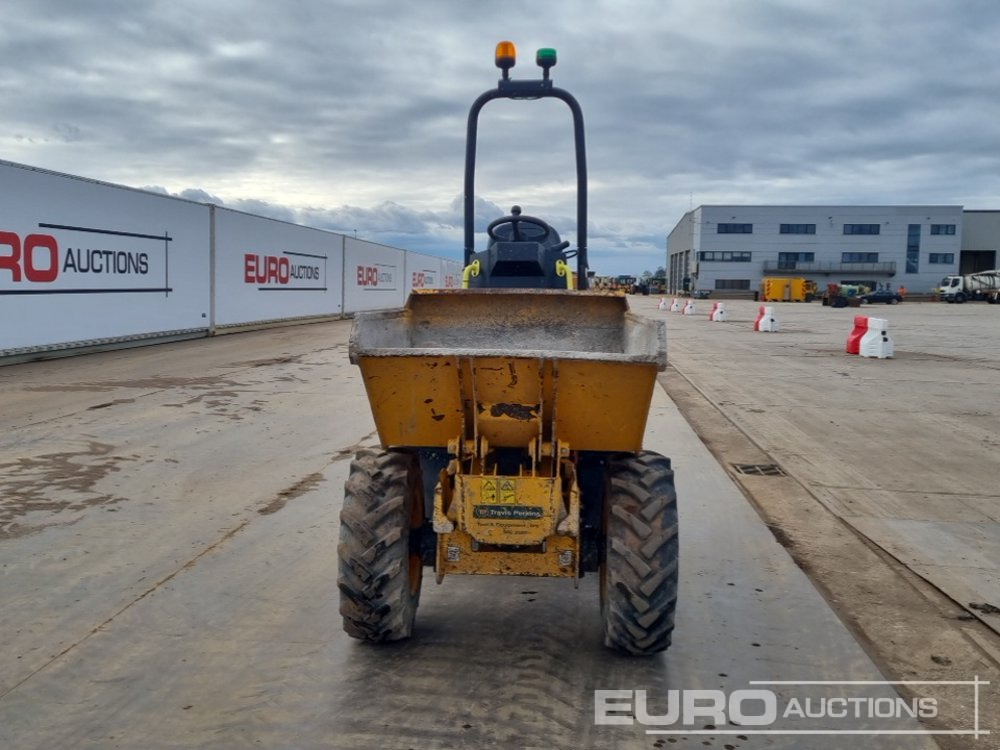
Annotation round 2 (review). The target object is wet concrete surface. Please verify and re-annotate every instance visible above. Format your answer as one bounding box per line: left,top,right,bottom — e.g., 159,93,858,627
0,320,943,748
635,296,1000,639
639,295,1000,747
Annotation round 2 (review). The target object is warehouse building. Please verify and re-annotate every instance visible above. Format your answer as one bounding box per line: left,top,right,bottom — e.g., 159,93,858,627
959,210,1000,274
666,205,967,296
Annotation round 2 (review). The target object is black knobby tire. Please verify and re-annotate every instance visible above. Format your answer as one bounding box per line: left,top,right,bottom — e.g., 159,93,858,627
338,449,423,642
601,451,679,655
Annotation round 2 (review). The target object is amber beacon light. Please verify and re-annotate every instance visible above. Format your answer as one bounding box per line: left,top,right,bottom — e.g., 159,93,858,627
495,40,516,78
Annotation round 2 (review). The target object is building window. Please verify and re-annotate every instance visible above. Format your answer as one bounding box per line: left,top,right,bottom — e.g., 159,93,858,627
698,251,752,262
906,224,920,274
714,279,750,290
717,223,753,234
929,253,955,264
842,252,879,263
780,224,816,234
843,224,881,235
777,252,815,269
930,224,956,235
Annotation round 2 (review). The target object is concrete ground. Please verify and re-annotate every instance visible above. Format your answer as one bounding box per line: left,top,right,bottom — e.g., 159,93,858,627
635,293,1000,745
0,303,992,748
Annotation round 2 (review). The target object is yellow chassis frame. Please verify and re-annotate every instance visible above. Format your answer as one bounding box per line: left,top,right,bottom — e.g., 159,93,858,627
432,438,580,581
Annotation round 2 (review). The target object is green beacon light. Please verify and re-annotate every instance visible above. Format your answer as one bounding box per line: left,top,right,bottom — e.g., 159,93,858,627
536,47,557,79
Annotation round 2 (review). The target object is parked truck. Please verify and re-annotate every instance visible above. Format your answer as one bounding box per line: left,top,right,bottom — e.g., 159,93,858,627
938,270,1000,303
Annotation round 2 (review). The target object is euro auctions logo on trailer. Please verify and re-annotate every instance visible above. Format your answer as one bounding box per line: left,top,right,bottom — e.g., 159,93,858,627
0,222,172,295
411,269,438,289
244,251,328,291
357,263,397,290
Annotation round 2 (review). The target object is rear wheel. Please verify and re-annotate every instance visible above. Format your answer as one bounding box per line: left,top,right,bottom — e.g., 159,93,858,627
601,451,679,655
338,449,423,642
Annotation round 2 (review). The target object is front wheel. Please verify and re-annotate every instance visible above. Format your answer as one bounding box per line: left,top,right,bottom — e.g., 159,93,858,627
338,449,424,642
601,451,679,655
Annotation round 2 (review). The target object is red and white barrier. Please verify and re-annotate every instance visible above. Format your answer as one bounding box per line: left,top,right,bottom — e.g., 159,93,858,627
657,297,668,310
709,301,727,322
754,305,779,332
682,300,696,315
860,317,894,359
669,298,682,312
846,315,868,355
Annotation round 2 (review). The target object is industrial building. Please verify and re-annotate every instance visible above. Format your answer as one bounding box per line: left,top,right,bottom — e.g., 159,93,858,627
666,205,998,296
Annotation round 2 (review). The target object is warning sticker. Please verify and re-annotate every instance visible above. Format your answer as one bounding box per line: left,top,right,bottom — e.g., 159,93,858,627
481,479,497,503
500,478,516,504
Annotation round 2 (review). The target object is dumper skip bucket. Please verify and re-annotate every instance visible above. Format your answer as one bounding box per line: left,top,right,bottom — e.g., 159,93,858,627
349,289,666,453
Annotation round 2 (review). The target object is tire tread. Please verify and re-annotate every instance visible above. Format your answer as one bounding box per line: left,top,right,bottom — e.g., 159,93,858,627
337,449,421,642
602,450,679,655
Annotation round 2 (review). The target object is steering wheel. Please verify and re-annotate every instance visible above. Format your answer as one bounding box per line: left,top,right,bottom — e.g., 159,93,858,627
487,206,552,241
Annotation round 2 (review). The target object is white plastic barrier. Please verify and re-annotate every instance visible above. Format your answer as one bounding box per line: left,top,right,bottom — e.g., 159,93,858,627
657,297,668,310
0,161,210,354
682,300,696,315
213,207,344,327
754,305,779,332
709,301,727,322
669,298,682,312
859,317,894,359
343,238,407,313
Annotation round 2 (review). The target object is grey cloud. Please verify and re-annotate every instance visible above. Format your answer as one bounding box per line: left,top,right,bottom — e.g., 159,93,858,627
177,188,224,204
2,0,999,275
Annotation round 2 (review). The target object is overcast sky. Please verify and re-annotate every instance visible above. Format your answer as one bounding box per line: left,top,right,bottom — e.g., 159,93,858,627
3,0,999,275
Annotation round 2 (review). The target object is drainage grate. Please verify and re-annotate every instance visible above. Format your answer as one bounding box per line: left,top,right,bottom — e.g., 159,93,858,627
732,463,786,477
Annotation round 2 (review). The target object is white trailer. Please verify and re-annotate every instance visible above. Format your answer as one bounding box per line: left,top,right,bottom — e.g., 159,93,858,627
938,270,1000,303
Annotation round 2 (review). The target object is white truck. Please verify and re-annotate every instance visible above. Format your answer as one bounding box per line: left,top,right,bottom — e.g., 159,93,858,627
938,270,1000,303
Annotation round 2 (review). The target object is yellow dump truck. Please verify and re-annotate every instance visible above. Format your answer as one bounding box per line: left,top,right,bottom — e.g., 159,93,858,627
338,43,677,655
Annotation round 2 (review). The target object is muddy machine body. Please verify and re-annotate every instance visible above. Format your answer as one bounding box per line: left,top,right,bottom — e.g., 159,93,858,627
338,43,679,654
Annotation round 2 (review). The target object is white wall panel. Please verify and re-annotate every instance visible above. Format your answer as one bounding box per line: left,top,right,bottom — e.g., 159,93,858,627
0,161,210,352
343,239,406,312
442,259,462,289
1,160,460,355
213,208,344,326
404,251,445,295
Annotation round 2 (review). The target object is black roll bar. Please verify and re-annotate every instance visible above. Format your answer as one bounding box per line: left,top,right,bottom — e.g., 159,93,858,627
463,76,589,289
